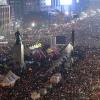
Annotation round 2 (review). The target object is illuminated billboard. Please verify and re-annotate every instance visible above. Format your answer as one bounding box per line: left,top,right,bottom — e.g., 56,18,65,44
45,0,51,6
60,0,72,5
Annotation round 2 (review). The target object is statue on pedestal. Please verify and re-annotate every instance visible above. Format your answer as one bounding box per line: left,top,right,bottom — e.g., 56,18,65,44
15,30,22,45
13,30,25,71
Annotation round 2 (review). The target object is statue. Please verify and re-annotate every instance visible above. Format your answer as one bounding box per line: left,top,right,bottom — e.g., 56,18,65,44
15,30,22,45
13,30,25,71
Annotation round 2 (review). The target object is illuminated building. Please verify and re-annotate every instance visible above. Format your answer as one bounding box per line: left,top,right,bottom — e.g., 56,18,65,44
40,0,78,13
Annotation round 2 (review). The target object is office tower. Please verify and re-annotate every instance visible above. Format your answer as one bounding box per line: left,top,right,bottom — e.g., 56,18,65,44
40,0,52,11
23,0,40,15
7,0,23,21
0,1,10,35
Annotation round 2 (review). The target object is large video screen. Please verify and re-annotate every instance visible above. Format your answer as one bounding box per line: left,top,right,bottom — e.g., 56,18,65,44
45,0,51,6
60,0,72,5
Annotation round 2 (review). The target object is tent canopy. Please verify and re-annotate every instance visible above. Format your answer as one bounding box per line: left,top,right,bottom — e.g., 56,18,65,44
0,71,20,87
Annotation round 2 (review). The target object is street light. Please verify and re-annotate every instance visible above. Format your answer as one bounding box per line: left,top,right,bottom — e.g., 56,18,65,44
71,14,79,47
31,22,35,28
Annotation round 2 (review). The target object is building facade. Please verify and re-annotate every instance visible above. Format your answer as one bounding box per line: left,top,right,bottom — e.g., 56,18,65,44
7,0,41,30
40,0,89,13
7,0,23,21
40,0,76,12
23,0,40,15
0,5,10,35
7,0,24,33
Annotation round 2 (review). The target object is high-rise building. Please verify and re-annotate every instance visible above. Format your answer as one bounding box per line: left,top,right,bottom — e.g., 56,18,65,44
7,0,41,29
0,1,10,35
40,0,73,12
78,0,89,11
7,0,24,33
40,0,52,11
7,0,23,21
23,0,40,15
40,0,89,14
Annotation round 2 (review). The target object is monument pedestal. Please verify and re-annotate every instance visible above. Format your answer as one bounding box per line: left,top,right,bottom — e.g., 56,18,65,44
13,43,25,69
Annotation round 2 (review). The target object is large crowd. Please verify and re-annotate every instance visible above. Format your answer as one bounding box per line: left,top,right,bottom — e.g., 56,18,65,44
23,10,100,48
0,11,100,100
